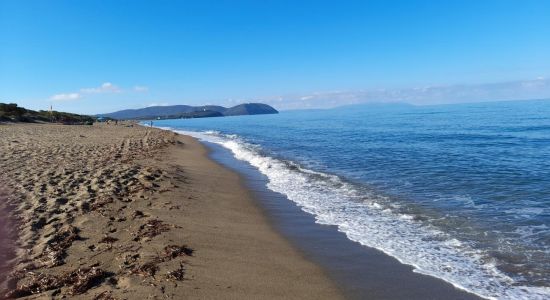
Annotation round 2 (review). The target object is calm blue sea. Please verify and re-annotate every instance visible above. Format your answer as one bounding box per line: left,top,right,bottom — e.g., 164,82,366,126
151,99,550,299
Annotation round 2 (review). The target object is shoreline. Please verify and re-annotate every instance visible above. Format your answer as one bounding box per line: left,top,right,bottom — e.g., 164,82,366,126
164,133,343,299
191,136,485,300
0,123,341,299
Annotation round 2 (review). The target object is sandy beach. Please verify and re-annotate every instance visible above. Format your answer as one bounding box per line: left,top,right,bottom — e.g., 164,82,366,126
0,123,341,299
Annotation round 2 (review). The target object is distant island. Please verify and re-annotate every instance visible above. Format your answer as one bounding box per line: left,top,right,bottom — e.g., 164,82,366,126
100,103,278,120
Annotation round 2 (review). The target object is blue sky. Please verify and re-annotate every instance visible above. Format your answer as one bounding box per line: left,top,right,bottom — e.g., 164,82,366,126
1,0,549,114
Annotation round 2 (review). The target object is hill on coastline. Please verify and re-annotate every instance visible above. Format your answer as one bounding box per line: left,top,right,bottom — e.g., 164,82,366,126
100,103,278,120
0,103,95,124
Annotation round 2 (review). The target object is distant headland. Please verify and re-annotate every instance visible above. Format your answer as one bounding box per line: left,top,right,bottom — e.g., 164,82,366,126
100,103,278,120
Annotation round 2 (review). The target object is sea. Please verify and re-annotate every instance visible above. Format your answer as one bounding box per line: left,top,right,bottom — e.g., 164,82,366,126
150,99,550,299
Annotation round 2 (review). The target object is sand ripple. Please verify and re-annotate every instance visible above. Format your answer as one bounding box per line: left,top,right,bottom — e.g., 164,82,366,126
0,123,192,298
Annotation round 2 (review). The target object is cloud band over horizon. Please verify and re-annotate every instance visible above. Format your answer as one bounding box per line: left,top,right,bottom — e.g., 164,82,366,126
256,78,550,110
49,82,147,102
38,77,550,113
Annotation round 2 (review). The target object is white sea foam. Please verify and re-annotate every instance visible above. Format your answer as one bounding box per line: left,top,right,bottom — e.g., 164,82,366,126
505,207,546,217
165,127,550,300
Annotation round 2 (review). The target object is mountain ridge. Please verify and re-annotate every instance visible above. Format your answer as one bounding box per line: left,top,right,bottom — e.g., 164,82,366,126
100,103,278,120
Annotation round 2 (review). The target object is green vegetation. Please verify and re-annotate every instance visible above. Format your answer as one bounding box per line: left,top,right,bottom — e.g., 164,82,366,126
0,103,95,125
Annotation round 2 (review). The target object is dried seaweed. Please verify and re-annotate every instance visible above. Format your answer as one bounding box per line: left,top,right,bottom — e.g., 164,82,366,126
134,219,170,241
4,273,60,298
66,267,107,295
4,266,108,298
99,236,118,244
166,263,186,281
89,197,114,211
131,261,158,277
163,245,193,260
118,253,140,269
93,291,115,300
131,210,145,219
41,225,80,267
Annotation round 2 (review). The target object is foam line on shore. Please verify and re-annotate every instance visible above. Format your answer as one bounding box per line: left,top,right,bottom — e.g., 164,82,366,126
158,126,550,300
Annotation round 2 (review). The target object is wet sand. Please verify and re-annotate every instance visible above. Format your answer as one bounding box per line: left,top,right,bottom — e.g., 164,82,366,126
0,123,341,299
201,140,484,300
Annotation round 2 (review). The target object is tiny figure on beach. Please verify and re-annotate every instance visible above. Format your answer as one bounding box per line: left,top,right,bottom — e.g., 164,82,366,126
150,121,153,127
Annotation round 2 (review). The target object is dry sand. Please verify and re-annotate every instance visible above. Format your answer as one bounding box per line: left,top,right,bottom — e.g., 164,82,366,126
0,123,342,299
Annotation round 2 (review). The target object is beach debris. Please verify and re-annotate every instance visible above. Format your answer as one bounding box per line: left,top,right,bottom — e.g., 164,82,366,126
134,219,171,241
163,244,193,260
4,266,108,298
123,244,192,280
168,204,181,210
4,272,61,298
30,217,47,231
131,261,159,277
93,291,116,300
66,267,108,295
99,235,118,244
166,263,186,281
118,253,140,269
132,210,145,219
1,126,184,298
41,225,80,267
89,197,114,211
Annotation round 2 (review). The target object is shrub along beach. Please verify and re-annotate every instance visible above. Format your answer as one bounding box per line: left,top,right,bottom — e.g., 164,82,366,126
0,103,95,124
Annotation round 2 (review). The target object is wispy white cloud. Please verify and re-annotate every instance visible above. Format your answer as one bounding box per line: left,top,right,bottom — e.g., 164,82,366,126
134,85,149,92
146,102,169,107
254,78,550,110
50,93,81,101
49,82,146,102
80,82,121,94
48,78,550,110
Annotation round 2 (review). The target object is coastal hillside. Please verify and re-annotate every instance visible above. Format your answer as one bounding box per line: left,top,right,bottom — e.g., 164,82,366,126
223,103,278,116
100,103,278,120
0,103,94,124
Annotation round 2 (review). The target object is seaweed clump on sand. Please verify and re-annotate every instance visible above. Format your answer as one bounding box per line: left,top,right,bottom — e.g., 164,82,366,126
131,261,159,277
162,245,193,281
166,263,186,281
99,235,118,244
66,267,108,295
93,291,116,300
133,219,171,241
128,245,193,281
4,266,108,298
4,273,60,298
163,244,193,260
41,225,81,267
